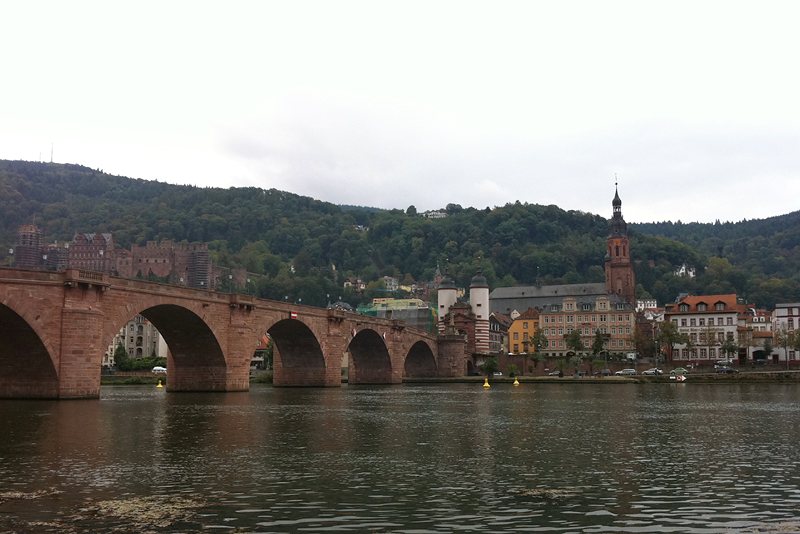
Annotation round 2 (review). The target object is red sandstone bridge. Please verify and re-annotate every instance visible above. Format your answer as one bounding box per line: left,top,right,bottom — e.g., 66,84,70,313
0,268,467,399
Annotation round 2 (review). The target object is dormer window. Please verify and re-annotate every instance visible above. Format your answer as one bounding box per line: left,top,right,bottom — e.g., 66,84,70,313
582,304,591,311
716,303,725,311
697,303,707,312
679,304,689,312
551,305,558,312
616,303,624,310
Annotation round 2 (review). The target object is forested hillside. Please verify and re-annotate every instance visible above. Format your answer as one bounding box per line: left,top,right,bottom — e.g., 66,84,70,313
2,160,799,309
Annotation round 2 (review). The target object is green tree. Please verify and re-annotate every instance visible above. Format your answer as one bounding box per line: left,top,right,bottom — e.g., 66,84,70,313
763,339,774,360
721,335,739,359
555,359,567,376
592,329,606,360
657,320,687,363
569,355,582,374
565,328,584,356
591,359,606,374
113,342,130,371
530,328,549,354
506,363,518,377
774,324,794,369
480,356,499,377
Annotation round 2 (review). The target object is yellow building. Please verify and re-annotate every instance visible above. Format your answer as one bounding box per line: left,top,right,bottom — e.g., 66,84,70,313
508,308,540,353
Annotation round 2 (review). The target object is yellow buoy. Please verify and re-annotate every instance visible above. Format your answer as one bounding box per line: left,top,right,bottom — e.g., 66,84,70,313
483,377,491,388
157,380,163,388
513,376,520,386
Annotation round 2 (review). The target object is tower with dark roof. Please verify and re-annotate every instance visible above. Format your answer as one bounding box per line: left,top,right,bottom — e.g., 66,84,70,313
604,184,635,305
469,270,490,353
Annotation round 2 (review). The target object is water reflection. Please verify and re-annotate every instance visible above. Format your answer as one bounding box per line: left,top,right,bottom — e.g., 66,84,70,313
2,383,800,532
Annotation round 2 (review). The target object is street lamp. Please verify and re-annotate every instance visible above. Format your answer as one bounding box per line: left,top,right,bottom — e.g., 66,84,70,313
228,274,233,293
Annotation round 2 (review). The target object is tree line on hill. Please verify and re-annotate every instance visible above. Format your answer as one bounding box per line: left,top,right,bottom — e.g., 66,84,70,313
2,159,799,309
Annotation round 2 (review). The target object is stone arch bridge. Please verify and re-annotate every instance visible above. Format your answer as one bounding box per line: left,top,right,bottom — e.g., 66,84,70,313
0,268,467,399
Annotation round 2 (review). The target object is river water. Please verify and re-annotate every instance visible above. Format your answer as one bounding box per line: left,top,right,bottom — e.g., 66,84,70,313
2,382,800,533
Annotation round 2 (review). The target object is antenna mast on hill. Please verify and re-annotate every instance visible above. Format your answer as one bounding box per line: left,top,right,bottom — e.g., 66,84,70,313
51,143,53,163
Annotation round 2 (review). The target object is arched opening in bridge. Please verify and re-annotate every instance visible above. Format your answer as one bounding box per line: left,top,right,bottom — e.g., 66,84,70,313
268,319,327,386
348,329,393,384
404,340,437,378
0,303,59,398
466,360,475,376
105,305,227,391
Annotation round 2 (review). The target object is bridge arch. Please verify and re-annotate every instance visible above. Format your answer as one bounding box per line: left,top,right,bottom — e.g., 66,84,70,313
348,329,393,384
0,302,59,398
404,340,438,378
103,302,228,392
268,318,327,386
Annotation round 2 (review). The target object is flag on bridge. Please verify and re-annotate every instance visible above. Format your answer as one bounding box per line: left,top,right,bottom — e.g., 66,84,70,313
290,311,297,319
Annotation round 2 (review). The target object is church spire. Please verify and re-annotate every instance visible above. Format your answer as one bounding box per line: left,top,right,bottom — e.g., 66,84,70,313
608,178,627,238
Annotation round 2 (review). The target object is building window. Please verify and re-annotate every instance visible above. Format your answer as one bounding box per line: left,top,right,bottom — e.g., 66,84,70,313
727,317,733,325
544,317,549,324
700,348,707,358
690,318,696,326
698,304,707,312
717,318,724,326
558,316,563,323
583,304,591,311
514,344,519,352
626,327,630,334
612,340,617,347
558,328,563,335
625,314,630,322
611,327,616,335
600,315,607,322
591,315,597,322
599,302,607,310
566,303,573,310
551,305,558,312
680,304,689,311
513,332,519,340
567,316,573,323
577,315,582,322
601,327,607,334
584,340,590,347
681,319,687,327
690,333,697,342
523,332,528,340
716,303,725,311
558,340,564,347
523,322,528,329
709,348,716,358
699,318,705,326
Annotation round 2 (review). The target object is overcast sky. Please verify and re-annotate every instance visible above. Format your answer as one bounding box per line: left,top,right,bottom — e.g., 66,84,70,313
2,1,800,223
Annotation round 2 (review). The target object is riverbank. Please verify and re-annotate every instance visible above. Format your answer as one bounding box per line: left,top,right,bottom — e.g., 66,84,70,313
403,371,800,384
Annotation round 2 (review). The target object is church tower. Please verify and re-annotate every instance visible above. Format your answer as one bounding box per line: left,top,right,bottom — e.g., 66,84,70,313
604,184,635,305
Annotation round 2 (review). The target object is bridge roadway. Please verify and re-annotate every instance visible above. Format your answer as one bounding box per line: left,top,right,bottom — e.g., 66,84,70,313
0,268,467,399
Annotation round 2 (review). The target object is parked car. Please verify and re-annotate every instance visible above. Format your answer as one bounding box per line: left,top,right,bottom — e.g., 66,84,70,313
715,359,734,366
600,369,612,376
753,359,768,365
548,370,562,376
152,366,167,374
615,369,636,376
493,372,503,376
642,368,663,375
577,370,588,377
716,367,739,374
670,367,689,375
